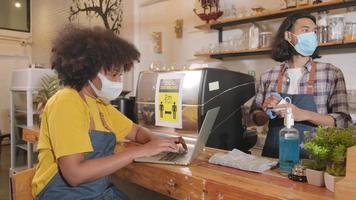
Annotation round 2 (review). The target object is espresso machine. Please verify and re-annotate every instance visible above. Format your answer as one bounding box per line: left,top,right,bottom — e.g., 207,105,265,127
135,68,256,151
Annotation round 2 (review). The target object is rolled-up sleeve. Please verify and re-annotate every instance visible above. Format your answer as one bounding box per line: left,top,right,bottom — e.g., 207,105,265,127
328,67,352,127
251,74,266,114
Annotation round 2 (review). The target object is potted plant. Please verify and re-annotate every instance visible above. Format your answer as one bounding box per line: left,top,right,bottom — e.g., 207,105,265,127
324,144,347,192
34,75,60,125
304,127,356,191
323,127,356,192
303,130,328,186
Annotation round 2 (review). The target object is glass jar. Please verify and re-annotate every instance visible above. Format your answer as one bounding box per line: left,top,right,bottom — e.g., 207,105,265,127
248,24,260,49
344,22,356,41
284,0,297,8
259,32,272,48
317,11,328,27
312,0,322,4
297,0,310,7
317,26,328,43
328,15,345,42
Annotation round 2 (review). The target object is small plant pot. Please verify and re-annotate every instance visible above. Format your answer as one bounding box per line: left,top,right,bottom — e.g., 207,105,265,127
324,172,344,192
306,168,325,187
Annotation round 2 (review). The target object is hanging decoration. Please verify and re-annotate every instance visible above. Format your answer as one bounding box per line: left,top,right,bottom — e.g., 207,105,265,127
68,0,123,35
174,19,183,38
151,32,162,54
193,0,223,24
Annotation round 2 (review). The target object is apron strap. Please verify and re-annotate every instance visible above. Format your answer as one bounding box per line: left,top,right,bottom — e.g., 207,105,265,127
306,62,316,94
277,61,316,95
277,65,286,93
79,91,115,133
79,92,96,130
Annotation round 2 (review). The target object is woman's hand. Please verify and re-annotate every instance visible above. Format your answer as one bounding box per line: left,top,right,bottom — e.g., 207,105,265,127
273,103,306,122
136,138,179,158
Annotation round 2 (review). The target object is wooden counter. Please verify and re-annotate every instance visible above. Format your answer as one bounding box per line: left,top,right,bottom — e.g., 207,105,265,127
114,143,334,200
22,127,338,199
335,146,356,200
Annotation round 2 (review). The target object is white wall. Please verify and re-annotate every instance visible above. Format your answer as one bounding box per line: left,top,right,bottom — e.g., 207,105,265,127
0,30,32,132
0,0,135,131
135,0,356,91
32,0,135,65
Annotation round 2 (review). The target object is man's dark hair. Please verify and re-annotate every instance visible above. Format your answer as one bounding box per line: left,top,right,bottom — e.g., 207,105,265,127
271,12,320,62
51,25,140,91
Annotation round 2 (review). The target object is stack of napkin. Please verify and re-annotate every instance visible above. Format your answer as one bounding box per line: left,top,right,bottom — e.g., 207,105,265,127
208,149,278,173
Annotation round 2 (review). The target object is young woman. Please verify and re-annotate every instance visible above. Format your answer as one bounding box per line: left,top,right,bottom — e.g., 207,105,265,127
32,25,180,199
251,12,351,158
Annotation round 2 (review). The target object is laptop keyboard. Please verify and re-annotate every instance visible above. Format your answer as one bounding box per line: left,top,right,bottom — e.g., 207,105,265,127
159,152,186,162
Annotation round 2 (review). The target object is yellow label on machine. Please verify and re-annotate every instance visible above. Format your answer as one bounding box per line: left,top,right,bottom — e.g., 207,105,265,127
158,92,179,123
155,73,184,128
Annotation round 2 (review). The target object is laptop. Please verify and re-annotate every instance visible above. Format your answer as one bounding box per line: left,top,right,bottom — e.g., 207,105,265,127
134,107,220,165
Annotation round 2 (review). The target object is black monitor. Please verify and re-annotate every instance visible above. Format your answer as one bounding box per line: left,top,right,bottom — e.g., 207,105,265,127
197,68,256,151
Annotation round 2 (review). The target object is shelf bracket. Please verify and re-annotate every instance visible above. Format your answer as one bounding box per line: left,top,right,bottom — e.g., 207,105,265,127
218,28,223,43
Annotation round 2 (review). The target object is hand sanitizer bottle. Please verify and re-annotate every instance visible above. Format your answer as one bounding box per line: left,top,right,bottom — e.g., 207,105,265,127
279,107,300,172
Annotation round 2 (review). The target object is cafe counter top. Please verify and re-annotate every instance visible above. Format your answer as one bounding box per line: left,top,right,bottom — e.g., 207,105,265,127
22,126,346,200
113,143,335,200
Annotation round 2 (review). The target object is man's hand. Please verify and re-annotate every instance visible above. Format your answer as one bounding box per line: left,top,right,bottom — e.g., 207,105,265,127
262,96,281,111
273,103,306,122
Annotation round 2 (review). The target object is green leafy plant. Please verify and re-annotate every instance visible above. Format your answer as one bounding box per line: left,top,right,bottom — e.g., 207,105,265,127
304,127,356,176
304,130,329,171
326,144,347,176
34,75,60,113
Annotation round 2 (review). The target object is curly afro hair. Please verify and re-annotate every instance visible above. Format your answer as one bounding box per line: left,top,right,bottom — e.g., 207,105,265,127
51,25,140,91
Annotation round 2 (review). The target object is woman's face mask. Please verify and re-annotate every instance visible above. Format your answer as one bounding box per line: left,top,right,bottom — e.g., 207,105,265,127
89,73,123,102
288,31,318,56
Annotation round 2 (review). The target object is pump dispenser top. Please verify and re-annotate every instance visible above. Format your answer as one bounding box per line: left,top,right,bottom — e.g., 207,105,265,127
284,107,294,129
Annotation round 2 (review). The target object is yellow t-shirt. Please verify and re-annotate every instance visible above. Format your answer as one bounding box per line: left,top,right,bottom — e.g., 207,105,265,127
31,88,133,196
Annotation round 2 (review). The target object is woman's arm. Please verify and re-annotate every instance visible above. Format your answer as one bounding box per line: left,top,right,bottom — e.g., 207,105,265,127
58,136,178,187
125,123,154,144
58,146,141,186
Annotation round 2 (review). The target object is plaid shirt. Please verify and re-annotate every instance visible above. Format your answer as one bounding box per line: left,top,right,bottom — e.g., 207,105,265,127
253,60,351,127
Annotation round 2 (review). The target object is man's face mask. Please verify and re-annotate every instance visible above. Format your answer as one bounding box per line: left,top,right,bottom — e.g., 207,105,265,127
288,31,318,57
89,73,123,102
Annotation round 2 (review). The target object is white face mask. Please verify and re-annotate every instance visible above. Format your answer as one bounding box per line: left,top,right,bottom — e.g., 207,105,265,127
89,73,123,102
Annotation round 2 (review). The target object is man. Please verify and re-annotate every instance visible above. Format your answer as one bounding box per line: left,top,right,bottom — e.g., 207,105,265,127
251,12,351,158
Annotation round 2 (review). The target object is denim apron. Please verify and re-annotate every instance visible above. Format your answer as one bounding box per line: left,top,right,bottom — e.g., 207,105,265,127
36,96,130,200
262,62,317,159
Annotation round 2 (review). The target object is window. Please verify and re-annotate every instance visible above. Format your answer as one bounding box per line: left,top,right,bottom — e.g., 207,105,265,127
0,0,30,32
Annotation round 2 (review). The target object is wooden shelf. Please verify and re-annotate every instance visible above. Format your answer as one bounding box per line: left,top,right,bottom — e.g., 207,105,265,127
194,1,356,60
15,110,40,115
195,40,356,60
195,47,271,58
195,0,355,31
194,23,212,31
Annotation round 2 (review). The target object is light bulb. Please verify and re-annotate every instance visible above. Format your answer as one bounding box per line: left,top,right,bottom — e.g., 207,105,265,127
14,2,22,8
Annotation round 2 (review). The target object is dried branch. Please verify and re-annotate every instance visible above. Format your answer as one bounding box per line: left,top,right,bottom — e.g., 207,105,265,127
68,0,123,35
